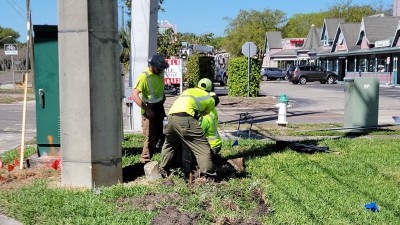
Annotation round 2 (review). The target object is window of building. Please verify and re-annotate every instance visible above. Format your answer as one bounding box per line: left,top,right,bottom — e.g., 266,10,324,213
347,57,356,72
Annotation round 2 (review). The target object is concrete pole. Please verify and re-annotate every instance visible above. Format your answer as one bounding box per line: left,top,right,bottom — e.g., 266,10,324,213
129,0,159,131
11,55,15,92
58,0,122,187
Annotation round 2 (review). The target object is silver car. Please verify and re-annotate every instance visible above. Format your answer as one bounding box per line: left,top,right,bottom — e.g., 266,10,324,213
260,67,288,81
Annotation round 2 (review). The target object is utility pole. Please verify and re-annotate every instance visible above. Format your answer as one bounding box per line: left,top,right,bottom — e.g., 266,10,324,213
25,0,30,73
19,0,31,169
129,0,159,131
121,5,125,30
59,0,122,187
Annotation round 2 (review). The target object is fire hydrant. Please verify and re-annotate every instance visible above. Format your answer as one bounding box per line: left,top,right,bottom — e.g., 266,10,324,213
275,94,289,126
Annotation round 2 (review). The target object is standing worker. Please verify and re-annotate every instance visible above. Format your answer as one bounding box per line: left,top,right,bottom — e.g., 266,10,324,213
161,78,216,177
132,54,169,163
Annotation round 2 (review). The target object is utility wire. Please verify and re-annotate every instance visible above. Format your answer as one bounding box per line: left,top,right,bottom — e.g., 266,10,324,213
6,0,26,21
8,0,25,14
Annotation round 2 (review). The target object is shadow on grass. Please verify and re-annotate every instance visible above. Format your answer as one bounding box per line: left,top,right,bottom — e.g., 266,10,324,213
226,140,284,160
222,111,326,125
342,128,397,138
123,163,145,182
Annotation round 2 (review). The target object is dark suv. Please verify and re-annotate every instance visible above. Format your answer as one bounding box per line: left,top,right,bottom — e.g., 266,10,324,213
288,65,337,84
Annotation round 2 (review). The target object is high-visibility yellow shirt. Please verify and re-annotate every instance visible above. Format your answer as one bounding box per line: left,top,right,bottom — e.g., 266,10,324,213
134,68,165,114
134,67,165,104
200,108,222,149
168,88,215,117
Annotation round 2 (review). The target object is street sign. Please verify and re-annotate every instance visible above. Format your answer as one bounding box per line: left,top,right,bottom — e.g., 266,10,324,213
242,42,257,97
241,42,257,57
4,44,18,55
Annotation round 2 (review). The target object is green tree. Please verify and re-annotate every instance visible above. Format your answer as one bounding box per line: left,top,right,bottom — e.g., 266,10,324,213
222,9,286,57
119,0,165,64
119,0,221,62
326,0,386,22
281,12,327,38
119,28,130,65
157,28,181,57
0,26,20,48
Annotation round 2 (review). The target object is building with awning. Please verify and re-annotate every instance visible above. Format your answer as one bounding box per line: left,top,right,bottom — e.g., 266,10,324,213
262,31,304,70
322,15,400,83
261,0,400,84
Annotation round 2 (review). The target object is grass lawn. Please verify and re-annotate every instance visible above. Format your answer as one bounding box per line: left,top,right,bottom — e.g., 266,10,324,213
0,133,399,224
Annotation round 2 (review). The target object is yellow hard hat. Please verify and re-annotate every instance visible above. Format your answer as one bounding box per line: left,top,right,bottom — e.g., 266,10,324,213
197,78,213,92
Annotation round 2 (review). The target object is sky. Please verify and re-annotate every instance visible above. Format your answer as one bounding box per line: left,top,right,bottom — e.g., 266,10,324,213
0,0,394,42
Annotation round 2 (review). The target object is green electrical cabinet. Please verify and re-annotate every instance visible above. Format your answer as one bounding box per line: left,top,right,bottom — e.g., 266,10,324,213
344,77,379,128
33,25,60,156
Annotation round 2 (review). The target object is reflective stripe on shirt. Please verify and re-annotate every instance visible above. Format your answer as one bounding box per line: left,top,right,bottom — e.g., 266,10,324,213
179,94,211,111
141,71,164,103
206,113,220,141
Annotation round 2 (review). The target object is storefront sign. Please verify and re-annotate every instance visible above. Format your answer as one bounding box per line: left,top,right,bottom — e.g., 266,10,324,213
290,39,304,47
375,40,390,48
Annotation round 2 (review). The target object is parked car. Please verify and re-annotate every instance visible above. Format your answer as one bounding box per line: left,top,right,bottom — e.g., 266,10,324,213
260,67,288,81
289,65,337,84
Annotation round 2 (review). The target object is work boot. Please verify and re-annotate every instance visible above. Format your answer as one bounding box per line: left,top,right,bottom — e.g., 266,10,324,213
227,158,245,173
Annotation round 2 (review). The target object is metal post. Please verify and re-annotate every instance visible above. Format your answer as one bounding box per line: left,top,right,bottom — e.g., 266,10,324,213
19,0,31,170
11,55,15,92
122,5,124,30
354,57,357,72
247,43,250,97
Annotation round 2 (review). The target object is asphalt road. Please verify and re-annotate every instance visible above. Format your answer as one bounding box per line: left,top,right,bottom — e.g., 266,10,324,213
258,80,400,125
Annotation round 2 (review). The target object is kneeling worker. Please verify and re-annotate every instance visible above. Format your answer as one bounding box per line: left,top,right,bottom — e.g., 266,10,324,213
160,78,216,177
199,93,245,172
200,92,222,162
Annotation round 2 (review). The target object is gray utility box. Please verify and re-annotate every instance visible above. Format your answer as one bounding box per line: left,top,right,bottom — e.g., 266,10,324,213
344,77,379,128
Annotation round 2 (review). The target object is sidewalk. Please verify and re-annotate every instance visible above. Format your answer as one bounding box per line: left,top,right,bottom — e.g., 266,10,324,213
0,130,36,156
0,214,23,225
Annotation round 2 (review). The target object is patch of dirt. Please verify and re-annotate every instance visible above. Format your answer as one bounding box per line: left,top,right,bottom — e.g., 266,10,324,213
117,192,183,212
151,206,200,225
250,188,272,217
0,168,60,190
216,216,262,225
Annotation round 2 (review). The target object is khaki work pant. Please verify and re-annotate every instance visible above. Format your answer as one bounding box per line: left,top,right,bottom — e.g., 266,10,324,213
141,103,165,162
160,115,214,176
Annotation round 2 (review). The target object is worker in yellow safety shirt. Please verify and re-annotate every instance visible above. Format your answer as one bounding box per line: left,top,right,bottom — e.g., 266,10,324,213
132,54,169,163
199,92,222,162
160,78,216,177
199,92,246,173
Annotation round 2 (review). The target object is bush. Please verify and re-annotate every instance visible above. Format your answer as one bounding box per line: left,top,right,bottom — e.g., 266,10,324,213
227,56,261,97
186,55,214,88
